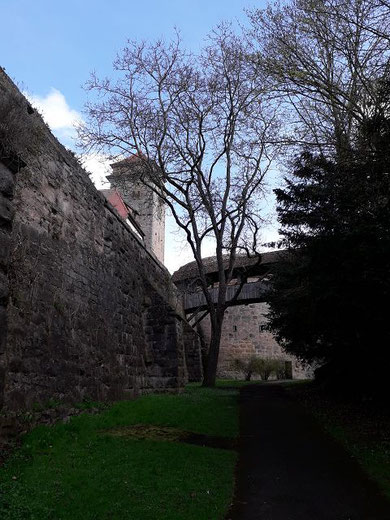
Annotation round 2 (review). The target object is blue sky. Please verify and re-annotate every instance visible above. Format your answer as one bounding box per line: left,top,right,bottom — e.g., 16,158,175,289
1,0,264,113
0,0,279,272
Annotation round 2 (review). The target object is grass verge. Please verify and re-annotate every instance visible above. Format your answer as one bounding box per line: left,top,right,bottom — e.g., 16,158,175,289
0,385,238,520
286,381,390,499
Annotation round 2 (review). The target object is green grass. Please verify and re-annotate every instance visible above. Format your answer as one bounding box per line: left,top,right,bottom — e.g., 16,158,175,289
0,386,239,520
286,382,390,499
215,379,263,388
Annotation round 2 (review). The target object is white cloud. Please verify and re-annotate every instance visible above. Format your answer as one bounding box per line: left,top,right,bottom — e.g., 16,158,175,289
25,88,83,146
81,153,111,189
24,89,113,189
164,215,217,273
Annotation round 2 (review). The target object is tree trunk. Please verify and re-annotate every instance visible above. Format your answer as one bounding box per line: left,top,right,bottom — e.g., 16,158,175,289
202,314,224,387
196,324,208,376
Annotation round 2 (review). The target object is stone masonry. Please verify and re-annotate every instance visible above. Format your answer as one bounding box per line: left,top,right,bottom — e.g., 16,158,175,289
108,158,166,264
197,302,309,379
0,160,16,408
0,69,201,410
173,254,311,380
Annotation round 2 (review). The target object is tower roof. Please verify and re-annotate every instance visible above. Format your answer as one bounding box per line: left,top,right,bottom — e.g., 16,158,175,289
110,152,147,170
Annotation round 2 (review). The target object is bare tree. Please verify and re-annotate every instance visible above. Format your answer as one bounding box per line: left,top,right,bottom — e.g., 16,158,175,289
78,26,279,386
247,0,390,160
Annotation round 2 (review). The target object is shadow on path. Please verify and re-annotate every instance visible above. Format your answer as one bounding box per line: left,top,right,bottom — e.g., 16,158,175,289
227,384,390,520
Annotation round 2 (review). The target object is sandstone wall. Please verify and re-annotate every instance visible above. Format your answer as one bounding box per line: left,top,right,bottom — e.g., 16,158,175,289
0,160,16,407
182,321,203,382
198,302,310,379
0,69,201,410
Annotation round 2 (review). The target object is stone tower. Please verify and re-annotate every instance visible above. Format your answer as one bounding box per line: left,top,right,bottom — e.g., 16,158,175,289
107,155,165,264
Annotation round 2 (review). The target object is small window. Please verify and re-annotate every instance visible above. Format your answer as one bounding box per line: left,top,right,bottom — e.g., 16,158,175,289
233,325,237,332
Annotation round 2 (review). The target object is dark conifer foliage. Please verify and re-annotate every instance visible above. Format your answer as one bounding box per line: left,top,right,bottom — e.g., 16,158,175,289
268,94,390,393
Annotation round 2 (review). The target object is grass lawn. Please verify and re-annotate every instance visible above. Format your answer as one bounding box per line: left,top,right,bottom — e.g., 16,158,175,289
0,385,239,520
286,381,390,500
213,379,263,388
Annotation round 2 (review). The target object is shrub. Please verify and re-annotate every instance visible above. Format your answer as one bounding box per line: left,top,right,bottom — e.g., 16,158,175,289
230,356,287,381
230,358,253,381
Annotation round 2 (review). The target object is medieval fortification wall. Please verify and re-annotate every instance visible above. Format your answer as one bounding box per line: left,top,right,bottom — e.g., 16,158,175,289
0,69,201,410
197,303,309,379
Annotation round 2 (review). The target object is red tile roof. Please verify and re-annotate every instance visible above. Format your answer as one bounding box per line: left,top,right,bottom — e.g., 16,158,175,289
110,152,146,169
100,188,129,219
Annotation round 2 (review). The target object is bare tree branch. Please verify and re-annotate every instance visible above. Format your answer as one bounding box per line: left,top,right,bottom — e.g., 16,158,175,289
247,0,390,160
78,25,279,386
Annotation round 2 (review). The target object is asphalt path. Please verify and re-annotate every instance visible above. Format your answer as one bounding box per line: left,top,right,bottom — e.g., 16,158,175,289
227,384,390,520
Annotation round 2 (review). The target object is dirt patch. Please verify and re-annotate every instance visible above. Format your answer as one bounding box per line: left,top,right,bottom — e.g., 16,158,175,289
102,424,186,442
101,424,236,450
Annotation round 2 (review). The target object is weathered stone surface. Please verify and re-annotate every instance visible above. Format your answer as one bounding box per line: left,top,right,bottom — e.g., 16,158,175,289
0,162,14,196
0,306,6,340
0,271,9,303
182,321,202,382
0,230,11,269
0,161,13,409
197,302,310,379
0,68,200,410
0,193,13,223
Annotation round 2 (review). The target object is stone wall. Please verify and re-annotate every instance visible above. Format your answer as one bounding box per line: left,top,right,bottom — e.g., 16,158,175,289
0,69,201,410
197,302,310,379
142,285,187,391
182,321,203,382
0,160,16,408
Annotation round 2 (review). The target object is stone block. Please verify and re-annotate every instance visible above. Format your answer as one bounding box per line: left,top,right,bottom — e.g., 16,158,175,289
0,194,14,223
0,272,8,304
0,230,11,268
0,306,7,354
0,162,14,196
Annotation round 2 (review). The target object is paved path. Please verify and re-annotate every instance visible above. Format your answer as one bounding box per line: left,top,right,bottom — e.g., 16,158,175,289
227,384,390,520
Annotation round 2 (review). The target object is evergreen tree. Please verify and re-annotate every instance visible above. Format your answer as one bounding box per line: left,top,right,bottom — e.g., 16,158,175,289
268,92,390,393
